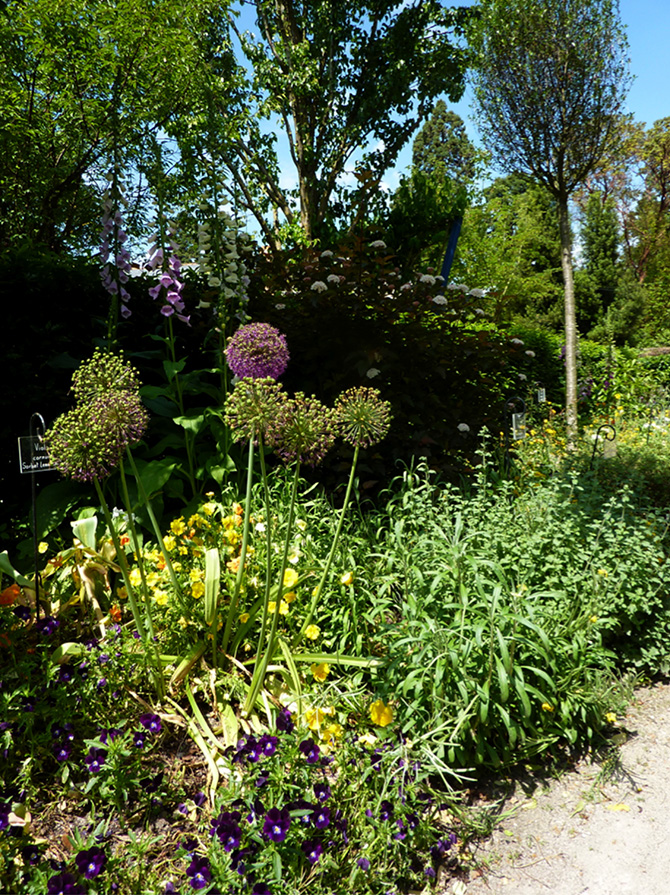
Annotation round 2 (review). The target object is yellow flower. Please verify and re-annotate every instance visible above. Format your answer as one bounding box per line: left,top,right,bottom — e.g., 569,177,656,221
129,568,142,587
340,571,354,586
305,706,334,731
605,712,617,724
597,568,608,577
163,535,176,552
305,624,320,640
369,699,393,727
170,518,187,536
283,569,299,589
590,615,599,623
322,722,343,745
311,662,330,682
239,613,250,624
232,503,243,516
116,586,127,600
189,568,204,582
38,541,49,554
284,591,297,604
202,502,217,516
178,546,188,555
191,581,205,599
268,600,290,616
296,519,307,531
541,702,554,712
153,590,169,607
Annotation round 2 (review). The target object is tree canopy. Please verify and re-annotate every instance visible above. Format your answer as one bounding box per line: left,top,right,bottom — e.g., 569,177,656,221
469,0,631,440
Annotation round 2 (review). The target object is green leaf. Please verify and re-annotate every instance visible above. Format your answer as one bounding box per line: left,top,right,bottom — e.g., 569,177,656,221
71,516,97,551
163,358,187,381
220,704,239,749
132,458,177,498
51,642,86,664
204,548,220,627
0,551,32,587
495,655,510,703
174,411,207,434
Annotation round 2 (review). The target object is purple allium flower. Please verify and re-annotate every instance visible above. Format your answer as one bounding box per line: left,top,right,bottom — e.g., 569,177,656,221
186,855,211,890
75,846,107,879
225,323,289,380
47,872,85,895
298,738,320,764
301,839,323,864
312,805,331,829
357,857,371,871
271,393,335,467
335,387,392,449
139,713,162,734
53,742,73,762
262,807,291,842
85,747,107,774
313,782,330,802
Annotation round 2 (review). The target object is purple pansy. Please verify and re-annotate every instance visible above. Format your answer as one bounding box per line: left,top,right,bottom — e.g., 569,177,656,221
139,713,162,734
75,846,107,879
186,855,211,890
262,807,291,842
301,839,323,864
298,738,320,764
85,747,107,774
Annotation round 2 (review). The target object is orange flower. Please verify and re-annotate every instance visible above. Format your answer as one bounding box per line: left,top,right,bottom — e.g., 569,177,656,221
110,605,122,623
0,584,20,606
119,535,130,546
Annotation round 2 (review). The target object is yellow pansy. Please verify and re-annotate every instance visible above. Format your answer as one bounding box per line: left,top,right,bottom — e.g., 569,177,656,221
153,590,169,607
239,613,250,624
284,591,297,604
305,624,321,640
163,535,176,552
541,702,554,712
369,699,393,727
268,600,289,616
191,581,205,599
202,502,217,516
283,569,299,589
170,518,187,536
129,568,142,587
305,706,334,731
605,712,617,724
189,568,204,582
311,662,330,682
340,571,354,586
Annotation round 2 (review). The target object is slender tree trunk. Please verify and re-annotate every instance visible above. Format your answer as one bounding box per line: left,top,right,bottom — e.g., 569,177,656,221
558,197,578,447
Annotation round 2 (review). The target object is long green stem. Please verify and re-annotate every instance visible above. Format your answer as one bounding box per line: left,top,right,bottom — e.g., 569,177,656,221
244,463,300,716
93,478,163,696
293,445,360,646
252,440,275,665
221,435,255,655
125,447,186,611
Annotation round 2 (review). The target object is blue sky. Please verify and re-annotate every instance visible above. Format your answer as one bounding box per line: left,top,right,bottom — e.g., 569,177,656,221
388,0,670,186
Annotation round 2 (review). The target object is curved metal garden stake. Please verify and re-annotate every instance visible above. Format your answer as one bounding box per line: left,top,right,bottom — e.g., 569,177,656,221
589,423,616,469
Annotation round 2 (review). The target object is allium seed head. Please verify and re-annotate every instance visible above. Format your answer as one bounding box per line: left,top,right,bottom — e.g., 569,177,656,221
271,393,335,467
225,322,289,380
224,378,288,445
71,348,142,402
335,387,391,449
45,391,148,482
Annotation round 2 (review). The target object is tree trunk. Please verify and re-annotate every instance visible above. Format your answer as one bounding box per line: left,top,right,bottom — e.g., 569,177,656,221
558,197,578,447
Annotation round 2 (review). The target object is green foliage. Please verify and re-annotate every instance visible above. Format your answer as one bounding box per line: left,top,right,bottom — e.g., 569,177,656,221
247,234,519,483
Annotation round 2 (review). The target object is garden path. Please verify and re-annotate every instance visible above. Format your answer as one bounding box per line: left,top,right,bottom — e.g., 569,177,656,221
447,682,670,895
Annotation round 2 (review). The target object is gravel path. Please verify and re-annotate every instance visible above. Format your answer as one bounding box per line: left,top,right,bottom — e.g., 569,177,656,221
444,682,670,895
